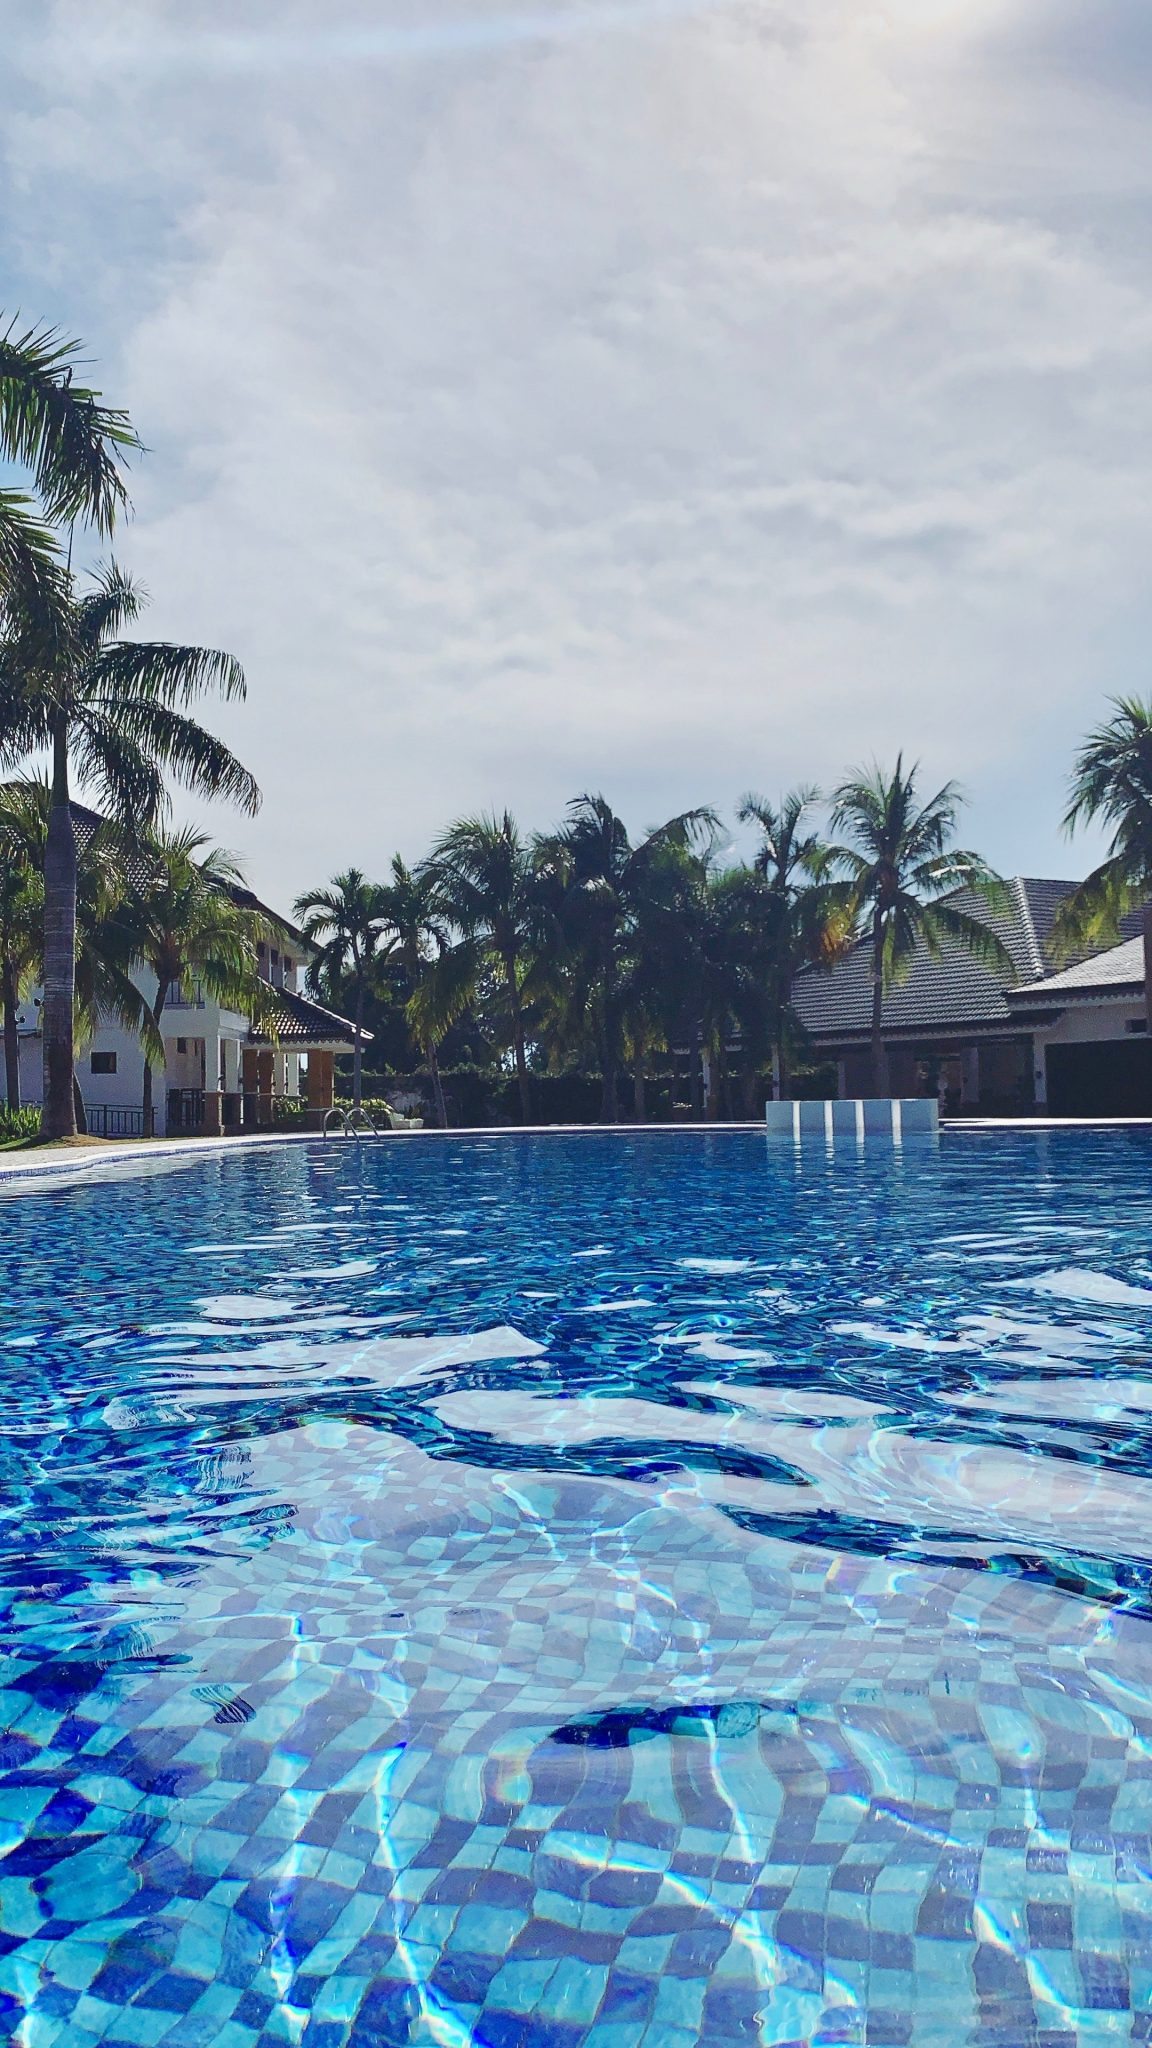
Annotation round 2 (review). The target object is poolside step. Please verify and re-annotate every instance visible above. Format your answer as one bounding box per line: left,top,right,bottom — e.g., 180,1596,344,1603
765,1097,939,1141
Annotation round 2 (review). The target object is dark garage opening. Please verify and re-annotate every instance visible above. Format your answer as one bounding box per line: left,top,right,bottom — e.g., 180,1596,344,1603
1046,1040,1152,1118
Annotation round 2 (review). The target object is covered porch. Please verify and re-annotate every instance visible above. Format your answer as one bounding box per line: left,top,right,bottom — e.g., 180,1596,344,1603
162,989,362,1136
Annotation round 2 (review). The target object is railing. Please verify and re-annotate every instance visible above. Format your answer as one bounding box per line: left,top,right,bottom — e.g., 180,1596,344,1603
84,1104,146,1139
322,1106,385,1139
167,1088,205,1132
164,981,205,1009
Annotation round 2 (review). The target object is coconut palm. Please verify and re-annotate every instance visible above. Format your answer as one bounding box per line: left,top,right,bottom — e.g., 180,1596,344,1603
540,794,717,1122
0,319,137,620
1056,698,1152,1034
115,827,275,1136
422,812,538,1121
0,798,41,1109
0,776,156,1130
826,757,1009,1096
294,869,389,1112
0,563,258,1138
738,787,847,1098
374,856,471,1128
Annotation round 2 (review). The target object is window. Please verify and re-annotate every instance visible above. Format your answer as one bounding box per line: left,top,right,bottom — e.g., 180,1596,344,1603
165,980,204,1008
176,1037,188,1054
90,1050,117,1075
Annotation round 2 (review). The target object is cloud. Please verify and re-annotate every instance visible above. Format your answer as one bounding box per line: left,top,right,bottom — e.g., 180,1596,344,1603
3,0,1152,901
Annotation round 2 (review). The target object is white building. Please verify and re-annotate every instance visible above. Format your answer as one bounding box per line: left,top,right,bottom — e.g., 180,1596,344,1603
9,865,360,1138
1005,936,1152,1116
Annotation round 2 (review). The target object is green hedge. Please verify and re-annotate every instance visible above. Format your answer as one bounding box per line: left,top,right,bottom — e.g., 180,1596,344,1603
0,1106,41,1142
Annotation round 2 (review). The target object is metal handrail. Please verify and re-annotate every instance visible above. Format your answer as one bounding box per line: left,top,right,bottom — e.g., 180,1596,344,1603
322,1106,355,1139
345,1106,385,1138
321,1105,386,1139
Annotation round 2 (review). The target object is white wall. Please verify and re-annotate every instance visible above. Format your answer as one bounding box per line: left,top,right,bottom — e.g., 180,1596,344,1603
1030,1000,1144,1105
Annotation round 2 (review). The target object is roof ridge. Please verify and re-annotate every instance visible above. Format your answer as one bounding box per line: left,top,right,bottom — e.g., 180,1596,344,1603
1010,876,1044,981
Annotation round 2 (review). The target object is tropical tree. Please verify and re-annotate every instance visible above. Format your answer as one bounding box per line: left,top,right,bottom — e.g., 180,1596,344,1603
0,776,155,1130
540,794,717,1122
422,812,538,1121
738,787,847,1098
0,563,258,1138
377,856,470,1129
0,790,42,1108
0,320,137,623
115,827,275,1136
294,869,388,1111
826,757,1009,1096
1056,698,1152,1035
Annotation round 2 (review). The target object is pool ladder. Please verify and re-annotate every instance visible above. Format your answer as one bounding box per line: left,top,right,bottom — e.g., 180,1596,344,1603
322,1106,385,1140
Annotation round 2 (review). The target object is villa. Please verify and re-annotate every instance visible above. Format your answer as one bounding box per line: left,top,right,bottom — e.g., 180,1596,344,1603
792,877,1150,1116
8,815,361,1138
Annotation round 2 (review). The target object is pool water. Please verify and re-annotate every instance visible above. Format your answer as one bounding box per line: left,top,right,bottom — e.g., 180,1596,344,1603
3,1129,1152,2046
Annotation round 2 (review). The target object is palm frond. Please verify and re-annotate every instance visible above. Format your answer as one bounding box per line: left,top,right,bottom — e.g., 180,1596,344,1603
85,697,260,813
0,319,139,534
91,637,246,708
1050,856,1138,962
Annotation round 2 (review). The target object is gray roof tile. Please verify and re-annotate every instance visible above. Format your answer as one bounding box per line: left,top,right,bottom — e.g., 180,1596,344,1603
792,879,1143,1043
1009,934,1145,999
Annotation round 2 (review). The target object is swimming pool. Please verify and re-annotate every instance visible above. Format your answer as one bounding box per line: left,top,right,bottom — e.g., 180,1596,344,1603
2,1127,1152,2045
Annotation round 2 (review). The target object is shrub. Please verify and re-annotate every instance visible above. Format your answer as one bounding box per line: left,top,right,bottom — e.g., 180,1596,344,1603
0,1105,41,1142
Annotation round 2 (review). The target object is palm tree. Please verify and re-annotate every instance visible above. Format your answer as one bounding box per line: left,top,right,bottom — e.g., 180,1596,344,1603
0,320,137,621
422,812,538,1121
0,776,156,1130
738,787,846,1099
826,757,1008,1097
0,794,42,1109
0,564,258,1138
541,795,717,1122
115,827,275,1136
294,869,388,1112
378,856,468,1129
1057,698,1152,1035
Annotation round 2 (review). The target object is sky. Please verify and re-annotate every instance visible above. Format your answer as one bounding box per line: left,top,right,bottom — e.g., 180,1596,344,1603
3,0,1151,905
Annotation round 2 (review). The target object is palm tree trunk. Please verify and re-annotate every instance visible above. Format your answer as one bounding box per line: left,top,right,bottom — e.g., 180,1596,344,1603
42,718,78,1141
505,958,531,1122
2,957,21,1111
352,975,364,1112
142,991,165,1138
633,1050,647,1122
599,940,619,1123
426,1040,448,1128
777,972,792,1100
870,905,888,1096
689,1019,703,1119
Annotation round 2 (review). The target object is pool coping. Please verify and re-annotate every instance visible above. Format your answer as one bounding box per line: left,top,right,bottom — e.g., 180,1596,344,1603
4,1113,1152,1185
0,1121,772,1182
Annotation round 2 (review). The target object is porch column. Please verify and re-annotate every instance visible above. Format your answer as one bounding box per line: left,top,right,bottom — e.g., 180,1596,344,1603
257,1048,275,1128
241,1047,259,1128
202,1031,222,1136
307,1049,334,1116
1033,1038,1049,1108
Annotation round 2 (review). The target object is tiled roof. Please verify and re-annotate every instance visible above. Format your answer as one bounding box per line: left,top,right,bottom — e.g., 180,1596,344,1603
72,801,356,1041
249,986,367,1048
71,803,309,947
1008,934,1145,1001
792,879,1144,1044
